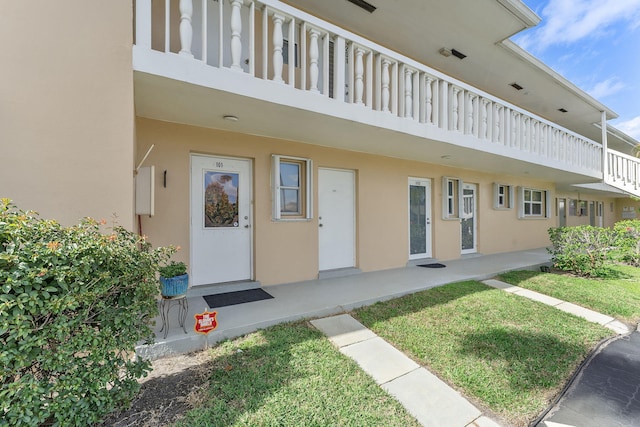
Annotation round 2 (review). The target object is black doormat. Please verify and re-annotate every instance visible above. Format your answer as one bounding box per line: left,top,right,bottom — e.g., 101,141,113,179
417,263,446,268
203,288,274,309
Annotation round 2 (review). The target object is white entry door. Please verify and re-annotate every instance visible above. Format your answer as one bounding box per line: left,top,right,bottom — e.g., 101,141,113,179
409,178,432,260
190,154,252,285
461,183,477,255
318,168,356,271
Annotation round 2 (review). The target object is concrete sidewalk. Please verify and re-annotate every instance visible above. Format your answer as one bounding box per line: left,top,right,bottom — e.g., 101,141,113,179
137,248,552,360
311,314,499,427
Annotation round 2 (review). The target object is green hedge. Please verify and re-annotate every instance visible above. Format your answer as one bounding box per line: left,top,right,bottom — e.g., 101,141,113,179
547,226,616,277
0,199,172,426
613,219,640,267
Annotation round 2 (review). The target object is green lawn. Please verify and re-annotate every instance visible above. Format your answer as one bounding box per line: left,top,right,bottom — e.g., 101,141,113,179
177,276,621,427
175,322,421,427
499,264,640,325
353,281,612,426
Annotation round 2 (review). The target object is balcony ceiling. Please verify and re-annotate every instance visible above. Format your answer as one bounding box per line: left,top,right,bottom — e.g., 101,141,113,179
283,0,619,146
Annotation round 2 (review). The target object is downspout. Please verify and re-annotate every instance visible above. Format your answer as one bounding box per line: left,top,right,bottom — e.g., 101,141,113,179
601,110,608,183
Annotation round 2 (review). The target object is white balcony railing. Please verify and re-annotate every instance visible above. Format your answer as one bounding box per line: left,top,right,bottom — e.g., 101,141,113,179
135,0,603,175
606,150,640,195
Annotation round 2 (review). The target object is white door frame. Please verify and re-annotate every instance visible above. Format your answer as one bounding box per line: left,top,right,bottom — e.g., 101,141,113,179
190,154,253,285
408,177,432,260
318,168,356,271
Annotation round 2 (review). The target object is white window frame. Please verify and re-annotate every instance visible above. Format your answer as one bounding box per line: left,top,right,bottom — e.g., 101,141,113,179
442,177,462,220
518,187,551,219
272,155,312,221
493,183,513,210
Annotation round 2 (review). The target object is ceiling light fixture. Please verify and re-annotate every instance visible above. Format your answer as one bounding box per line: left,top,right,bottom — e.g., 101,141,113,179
439,48,452,57
346,0,376,13
223,115,239,122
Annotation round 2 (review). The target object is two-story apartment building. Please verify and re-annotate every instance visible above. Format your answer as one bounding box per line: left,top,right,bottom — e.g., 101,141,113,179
2,0,640,287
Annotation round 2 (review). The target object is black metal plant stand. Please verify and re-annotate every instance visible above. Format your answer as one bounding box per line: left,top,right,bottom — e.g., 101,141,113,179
159,294,189,339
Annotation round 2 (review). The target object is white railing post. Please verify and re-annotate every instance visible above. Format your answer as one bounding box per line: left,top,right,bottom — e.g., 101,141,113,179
308,28,320,93
404,67,412,118
179,0,194,58
601,111,608,180
451,87,460,131
354,46,365,105
135,0,152,48
272,13,285,83
230,0,243,70
381,58,390,112
424,76,433,124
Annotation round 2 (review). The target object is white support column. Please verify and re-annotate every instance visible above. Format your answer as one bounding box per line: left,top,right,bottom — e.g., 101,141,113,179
135,0,152,48
308,28,320,93
179,0,194,58
439,80,448,129
601,110,608,180
300,23,307,91
230,0,243,70
219,0,225,67
451,87,460,131
165,0,171,52
374,55,382,111
272,13,285,83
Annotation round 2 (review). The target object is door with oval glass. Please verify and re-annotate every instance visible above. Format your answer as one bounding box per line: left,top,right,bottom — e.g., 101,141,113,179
190,154,252,285
409,178,432,260
461,183,477,254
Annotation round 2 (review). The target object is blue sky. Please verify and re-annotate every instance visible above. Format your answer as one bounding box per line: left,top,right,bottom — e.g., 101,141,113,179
513,0,640,140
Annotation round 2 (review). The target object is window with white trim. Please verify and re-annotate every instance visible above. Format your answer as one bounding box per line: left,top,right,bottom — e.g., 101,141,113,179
442,177,461,219
518,187,550,218
493,183,513,209
272,155,312,220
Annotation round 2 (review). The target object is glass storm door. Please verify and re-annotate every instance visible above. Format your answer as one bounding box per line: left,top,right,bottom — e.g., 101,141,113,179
461,183,477,254
558,198,566,227
409,178,432,259
190,154,252,285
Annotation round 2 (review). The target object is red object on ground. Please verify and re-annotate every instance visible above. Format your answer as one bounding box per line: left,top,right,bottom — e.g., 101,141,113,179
194,311,218,334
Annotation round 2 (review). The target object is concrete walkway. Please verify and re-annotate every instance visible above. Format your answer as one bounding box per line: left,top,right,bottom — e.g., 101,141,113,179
311,314,500,427
137,248,552,360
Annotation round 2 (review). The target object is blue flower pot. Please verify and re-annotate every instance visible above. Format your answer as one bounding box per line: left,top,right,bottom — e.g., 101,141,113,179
160,274,189,297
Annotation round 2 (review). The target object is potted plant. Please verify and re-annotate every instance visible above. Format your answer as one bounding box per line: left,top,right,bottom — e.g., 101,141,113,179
158,261,188,297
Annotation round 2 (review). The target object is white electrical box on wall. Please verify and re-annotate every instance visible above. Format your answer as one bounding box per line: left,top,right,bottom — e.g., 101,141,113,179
135,165,155,216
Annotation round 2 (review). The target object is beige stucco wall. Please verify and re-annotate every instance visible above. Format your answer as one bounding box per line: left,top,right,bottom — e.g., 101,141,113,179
614,198,640,223
555,192,619,229
137,118,556,286
0,1,135,227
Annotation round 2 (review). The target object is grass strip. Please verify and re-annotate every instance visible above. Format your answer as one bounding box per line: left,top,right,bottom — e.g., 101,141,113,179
354,281,612,426
175,322,421,427
499,264,640,325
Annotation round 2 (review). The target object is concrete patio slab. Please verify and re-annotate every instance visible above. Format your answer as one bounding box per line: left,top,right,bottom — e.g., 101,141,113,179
310,314,376,347
382,368,481,427
340,336,420,384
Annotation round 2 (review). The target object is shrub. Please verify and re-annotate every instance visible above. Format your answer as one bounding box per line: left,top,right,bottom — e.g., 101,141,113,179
547,226,616,277
0,199,173,426
613,219,640,267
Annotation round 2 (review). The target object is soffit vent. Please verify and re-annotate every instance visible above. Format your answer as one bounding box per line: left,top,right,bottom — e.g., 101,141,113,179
510,82,524,91
558,108,568,113
346,0,376,13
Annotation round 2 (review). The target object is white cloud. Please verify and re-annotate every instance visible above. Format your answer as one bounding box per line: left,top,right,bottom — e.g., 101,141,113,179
615,116,640,140
517,0,640,52
587,78,625,99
